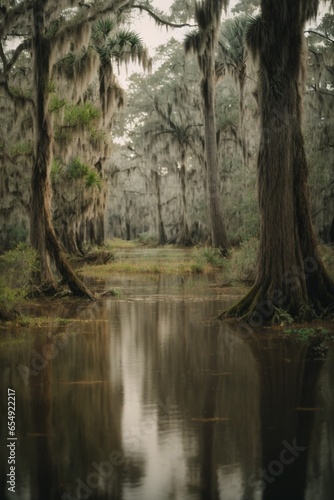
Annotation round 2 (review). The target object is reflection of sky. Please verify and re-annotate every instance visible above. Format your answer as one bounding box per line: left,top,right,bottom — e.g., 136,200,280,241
115,289,261,500
217,466,245,500
120,301,194,499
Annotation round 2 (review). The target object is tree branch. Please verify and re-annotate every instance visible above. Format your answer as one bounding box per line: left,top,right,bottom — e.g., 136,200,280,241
0,41,7,72
6,39,32,72
129,4,196,28
0,1,33,39
0,79,33,105
305,30,334,44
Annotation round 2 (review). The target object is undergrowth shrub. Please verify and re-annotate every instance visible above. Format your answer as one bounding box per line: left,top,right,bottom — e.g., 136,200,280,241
199,247,225,266
0,244,39,320
137,233,159,247
221,238,259,285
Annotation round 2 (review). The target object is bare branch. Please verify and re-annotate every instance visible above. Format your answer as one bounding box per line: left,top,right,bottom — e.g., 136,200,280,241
305,30,334,44
129,4,196,29
7,39,32,72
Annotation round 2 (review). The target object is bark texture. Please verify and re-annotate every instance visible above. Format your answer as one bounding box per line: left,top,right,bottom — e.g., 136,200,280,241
30,0,94,299
200,2,230,251
221,0,334,324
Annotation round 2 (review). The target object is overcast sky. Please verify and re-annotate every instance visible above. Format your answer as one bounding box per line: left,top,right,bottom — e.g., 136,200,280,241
118,0,239,85
130,0,238,51
118,0,327,86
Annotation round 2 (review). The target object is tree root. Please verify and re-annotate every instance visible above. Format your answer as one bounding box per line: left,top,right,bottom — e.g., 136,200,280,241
219,279,334,326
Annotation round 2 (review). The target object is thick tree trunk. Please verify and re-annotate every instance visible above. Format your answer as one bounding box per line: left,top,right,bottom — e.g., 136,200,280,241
202,45,230,252
30,0,94,299
221,1,334,324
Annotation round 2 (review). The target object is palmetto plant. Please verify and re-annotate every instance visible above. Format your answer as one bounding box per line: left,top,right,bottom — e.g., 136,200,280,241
91,18,151,125
216,16,250,165
184,0,231,251
144,99,203,246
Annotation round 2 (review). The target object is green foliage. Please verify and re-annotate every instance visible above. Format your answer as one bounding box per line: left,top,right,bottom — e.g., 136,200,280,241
8,142,33,157
0,244,39,320
199,247,225,266
191,262,204,273
91,19,115,43
64,102,100,128
85,169,102,189
273,308,294,325
50,94,67,113
226,181,259,243
137,233,159,247
216,16,249,81
0,224,28,250
67,157,89,179
54,127,69,142
284,327,333,342
66,157,102,189
58,52,76,76
8,86,32,99
232,0,260,15
221,238,259,284
51,158,64,182
47,80,57,93
104,288,120,297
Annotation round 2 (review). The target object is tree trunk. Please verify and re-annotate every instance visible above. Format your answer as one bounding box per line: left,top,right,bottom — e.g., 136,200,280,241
169,160,193,246
202,37,230,252
221,0,334,324
153,171,167,245
30,0,94,299
238,71,249,168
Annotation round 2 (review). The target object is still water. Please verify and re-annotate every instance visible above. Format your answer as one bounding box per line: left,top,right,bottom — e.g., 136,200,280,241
1,275,334,500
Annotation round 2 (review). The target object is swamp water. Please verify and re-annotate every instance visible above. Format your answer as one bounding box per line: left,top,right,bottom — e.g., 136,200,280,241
0,274,334,500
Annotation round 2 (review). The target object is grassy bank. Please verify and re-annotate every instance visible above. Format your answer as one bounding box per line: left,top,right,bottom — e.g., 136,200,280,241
78,240,226,277
79,238,334,284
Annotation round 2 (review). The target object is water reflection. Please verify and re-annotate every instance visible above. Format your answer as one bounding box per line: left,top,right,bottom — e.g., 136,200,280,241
0,275,333,500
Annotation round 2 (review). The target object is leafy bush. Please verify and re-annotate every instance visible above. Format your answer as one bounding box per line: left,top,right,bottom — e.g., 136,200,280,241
66,157,102,189
85,169,102,189
137,233,159,247
67,157,89,179
221,238,259,285
8,141,33,157
200,247,225,266
0,224,28,250
64,102,100,128
0,244,39,320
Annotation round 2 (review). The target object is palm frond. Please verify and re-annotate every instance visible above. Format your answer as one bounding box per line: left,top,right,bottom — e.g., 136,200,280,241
91,19,115,43
301,0,319,22
245,14,265,59
216,16,249,82
114,29,144,50
184,29,203,55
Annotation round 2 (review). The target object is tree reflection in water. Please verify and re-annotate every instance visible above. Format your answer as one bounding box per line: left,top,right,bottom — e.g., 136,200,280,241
0,275,333,500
